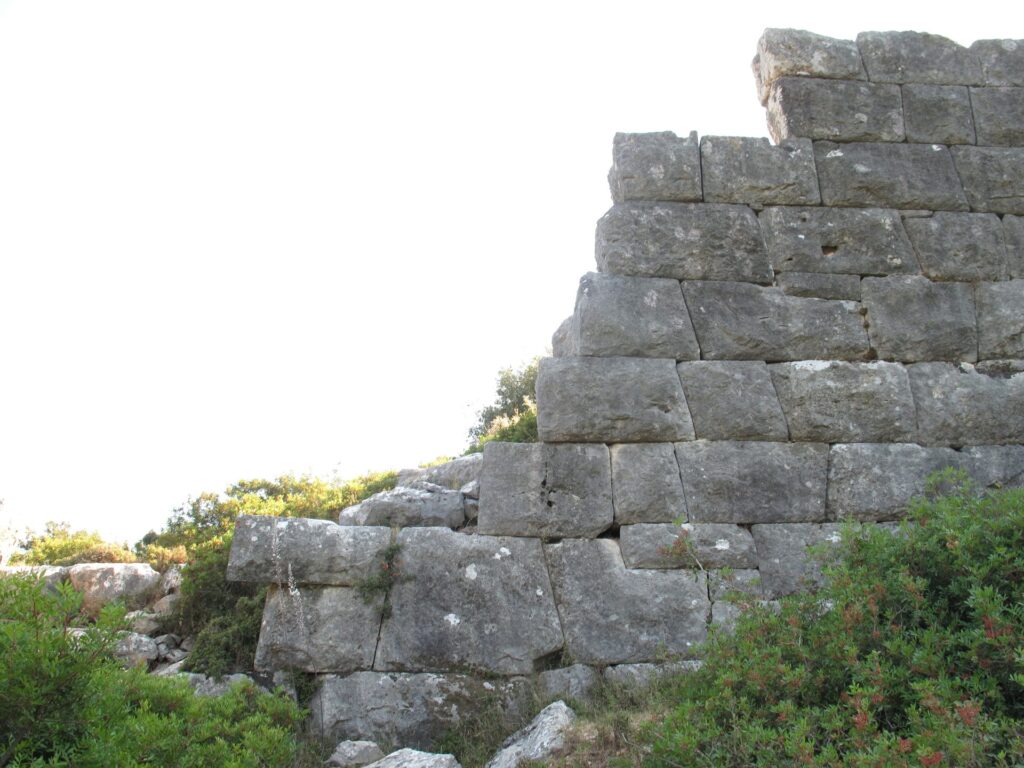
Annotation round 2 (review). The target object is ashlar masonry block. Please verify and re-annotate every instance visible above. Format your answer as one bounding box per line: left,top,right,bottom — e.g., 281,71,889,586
701,136,820,206
619,523,757,570
753,28,866,106
1004,216,1024,277
608,131,702,203
951,146,1024,214
901,84,976,145
675,361,789,441
971,87,1024,147
751,523,843,598
856,31,982,85
609,443,688,525
909,362,1024,445
976,281,1024,359
776,272,861,301
970,40,1024,87
903,212,1011,281
767,77,904,143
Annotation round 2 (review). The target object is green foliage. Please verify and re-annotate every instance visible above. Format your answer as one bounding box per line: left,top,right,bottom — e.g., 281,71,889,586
465,407,538,455
11,522,136,567
467,358,539,448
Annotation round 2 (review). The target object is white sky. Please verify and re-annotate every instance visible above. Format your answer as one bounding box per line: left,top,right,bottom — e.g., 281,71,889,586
0,0,1015,543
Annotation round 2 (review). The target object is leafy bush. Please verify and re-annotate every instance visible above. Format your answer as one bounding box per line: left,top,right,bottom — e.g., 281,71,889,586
465,405,538,454
467,358,539,450
10,522,136,567
139,543,188,572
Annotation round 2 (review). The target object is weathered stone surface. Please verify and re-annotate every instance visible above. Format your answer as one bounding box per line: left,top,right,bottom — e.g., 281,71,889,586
760,206,916,276
751,523,844,597
126,610,161,636
113,632,159,668
537,665,601,703
601,661,702,689
536,356,695,442
254,584,382,673
708,569,763,600
682,281,868,362
769,361,917,442
619,523,757,569
827,443,963,521
857,31,982,85
610,443,687,524
675,441,828,524
962,445,1024,490
1005,216,1024,277
767,77,903,143
485,701,575,768
815,142,969,211
701,136,820,206
67,563,161,618
861,276,977,362
609,131,702,203
560,272,699,359
904,212,1010,280
909,362,1024,445
149,592,179,615
327,740,386,768
971,40,1024,86
190,673,257,698
711,601,745,633
375,528,562,675
228,515,390,586
544,539,708,665
477,442,613,538
397,454,482,490
952,146,1024,214
776,272,861,301
976,359,1024,377
309,672,531,750
753,29,866,105
0,565,68,591
159,565,183,595
901,84,976,145
365,750,461,768
971,88,1024,146
551,316,573,357
676,361,789,440
976,281,1024,359
339,482,465,529
595,202,772,283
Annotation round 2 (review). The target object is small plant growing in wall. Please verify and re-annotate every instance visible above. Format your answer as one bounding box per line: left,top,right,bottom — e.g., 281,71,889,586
658,522,706,572
355,541,403,618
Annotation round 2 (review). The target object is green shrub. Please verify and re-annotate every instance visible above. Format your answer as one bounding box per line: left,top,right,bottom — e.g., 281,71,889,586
10,522,136,567
467,358,539,452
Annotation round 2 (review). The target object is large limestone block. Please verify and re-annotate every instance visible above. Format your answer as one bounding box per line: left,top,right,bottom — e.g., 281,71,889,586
776,273,862,301
484,701,575,768
752,29,866,105
700,136,820,206
856,31,982,85
709,569,763,600
769,361,917,443
545,539,708,665
909,363,1024,445
398,454,482,490
976,281,1024,359
676,361,789,441
365,751,461,768
901,84,976,145
595,202,772,283
537,665,601,703
767,77,904,143
601,661,702,689
759,206,917,276
751,523,844,598
675,441,828,524
339,482,465,529
1002,216,1024,278
681,281,869,362
326,741,385,768
861,276,977,362
477,442,613,538
971,87,1024,147
536,356,695,443
904,212,1011,281
253,584,382,673
610,443,687,525
619,523,757,570
815,142,969,211
227,515,390,586
608,131,702,203
971,40,1024,86
67,563,161,619
113,632,159,668
375,528,562,675
962,445,1024,490
951,146,1024,214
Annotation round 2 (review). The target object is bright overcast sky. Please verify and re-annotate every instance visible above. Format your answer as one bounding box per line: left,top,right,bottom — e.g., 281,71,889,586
0,0,1014,543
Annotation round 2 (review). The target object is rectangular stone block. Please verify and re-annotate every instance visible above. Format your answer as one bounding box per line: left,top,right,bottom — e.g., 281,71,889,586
610,443,688,525
619,523,757,570
767,77,904,143
776,272,861,301
769,361,917,442
904,212,1011,280
971,87,1024,146
952,146,1024,214
608,131,702,203
975,281,1024,359
477,442,613,538
962,445,1024,490
760,206,918,276
676,361,789,441
908,362,1024,445
857,31,982,85
536,356,695,443
901,84,976,145
675,441,828,524
753,29,866,105
1005,216,1024,277
971,40,1024,86
751,523,843,597
701,136,820,206
595,202,772,283
815,142,969,211
681,281,869,362
861,276,977,362
709,569,763,600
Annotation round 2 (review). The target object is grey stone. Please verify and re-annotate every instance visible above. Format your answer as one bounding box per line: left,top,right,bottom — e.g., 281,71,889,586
537,665,601,703
0,565,68,591
608,131,702,203
971,88,1024,146
700,136,820,206
776,272,861,301
976,359,1024,377
125,610,161,636
398,454,483,491
463,497,479,522
339,483,465,529
227,515,391,586
901,84,976,145
619,523,757,569
712,601,781,634
751,523,844,597
153,658,188,677
909,362,1024,445
366,750,461,768
708,569,763,601
544,539,708,665
769,361,917,442
676,361,789,441
485,701,575,768
815,142,969,211
67,563,161,619
753,29,866,105
971,40,1024,86
551,316,573,357
1005,216,1024,277
827,443,964,521
375,528,562,675
675,441,828,524
601,661,702,689
610,443,687,525
595,202,772,283
952,146,1024,214
976,281,1024,359
113,632,159,668
536,356,695,443
962,445,1024,490
191,673,257,698
461,479,479,500
904,212,1010,281
681,281,869,362
767,77,904,143
162,648,188,664
159,565,183,595
861,276,977,362
760,206,917,276
857,31,982,85
326,740,386,768
477,442,613,538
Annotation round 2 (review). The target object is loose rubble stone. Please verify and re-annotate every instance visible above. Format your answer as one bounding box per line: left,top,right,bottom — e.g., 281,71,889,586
971,88,1024,147
125,610,161,636
1004,216,1024,277
751,523,844,597
536,356,695,443
753,29,866,105
375,528,562,675
158,565,183,595
326,740,386,768
909,362,1024,445
904,212,1010,280
610,443,687,525
952,146,1024,214
608,131,702,203
485,701,575,768
551,316,573,356
769,361,917,442
544,539,708,665
191,673,257,697
976,281,1024,359
67,563,161,618
227,515,390,586
675,441,828,524
601,661,702,689
537,665,601,703
619,523,757,569
815,142,969,211
113,632,159,668
971,40,1024,86
676,361,789,441
857,31,982,85
708,569,764,600
776,272,861,301
595,202,772,283
700,136,820,206
682,281,869,362
767,77,904,143
962,445,1024,490
339,482,465,529
365,750,461,768
901,84,976,144
862,276,978,362
397,454,483,490
477,442,613,538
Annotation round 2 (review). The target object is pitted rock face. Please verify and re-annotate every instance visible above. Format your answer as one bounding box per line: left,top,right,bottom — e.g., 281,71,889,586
67,563,161,619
